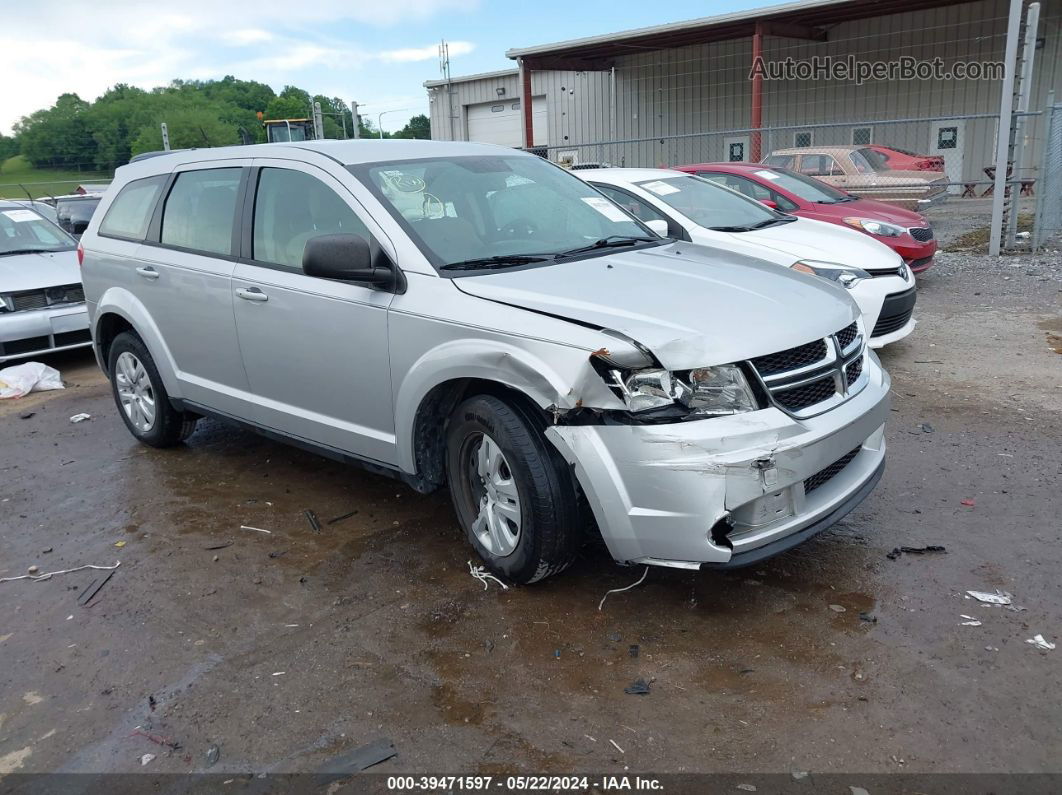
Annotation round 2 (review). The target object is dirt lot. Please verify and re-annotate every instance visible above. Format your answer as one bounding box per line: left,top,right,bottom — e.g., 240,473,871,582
1,251,1060,784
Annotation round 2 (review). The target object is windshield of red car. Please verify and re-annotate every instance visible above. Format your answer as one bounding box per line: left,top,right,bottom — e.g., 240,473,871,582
747,168,852,204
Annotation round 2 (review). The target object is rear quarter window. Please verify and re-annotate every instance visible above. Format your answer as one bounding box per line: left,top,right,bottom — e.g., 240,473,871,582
99,176,166,240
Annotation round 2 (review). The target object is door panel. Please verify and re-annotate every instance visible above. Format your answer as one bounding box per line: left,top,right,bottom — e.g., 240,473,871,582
232,160,398,465
135,162,253,417
929,120,965,195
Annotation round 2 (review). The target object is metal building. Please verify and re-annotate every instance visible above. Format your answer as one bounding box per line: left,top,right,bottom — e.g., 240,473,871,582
428,0,1060,188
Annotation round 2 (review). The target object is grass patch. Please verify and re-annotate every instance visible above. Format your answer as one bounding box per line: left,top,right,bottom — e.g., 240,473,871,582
0,155,113,199
945,212,1035,252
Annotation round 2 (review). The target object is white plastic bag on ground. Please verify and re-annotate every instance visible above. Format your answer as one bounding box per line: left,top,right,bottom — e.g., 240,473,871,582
0,362,64,399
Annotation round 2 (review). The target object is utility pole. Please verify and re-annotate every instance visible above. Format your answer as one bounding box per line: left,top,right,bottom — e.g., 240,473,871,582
312,101,324,140
160,122,170,151
440,40,455,140
351,101,361,139
989,0,1024,256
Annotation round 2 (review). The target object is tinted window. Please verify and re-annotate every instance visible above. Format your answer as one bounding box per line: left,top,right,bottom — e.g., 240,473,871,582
593,184,670,225
56,197,101,234
99,176,165,239
252,169,369,271
161,168,241,255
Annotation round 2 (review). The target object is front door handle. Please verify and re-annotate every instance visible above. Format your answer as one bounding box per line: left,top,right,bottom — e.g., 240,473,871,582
135,266,159,280
235,287,268,303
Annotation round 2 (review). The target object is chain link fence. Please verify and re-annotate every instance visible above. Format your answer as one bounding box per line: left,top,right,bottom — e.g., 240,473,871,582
1033,103,1062,249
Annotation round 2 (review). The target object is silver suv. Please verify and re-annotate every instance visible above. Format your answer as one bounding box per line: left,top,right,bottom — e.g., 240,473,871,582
80,140,890,583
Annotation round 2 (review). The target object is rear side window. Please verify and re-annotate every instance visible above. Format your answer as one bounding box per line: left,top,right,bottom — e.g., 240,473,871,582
763,155,793,168
99,176,165,240
252,168,369,271
161,168,241,255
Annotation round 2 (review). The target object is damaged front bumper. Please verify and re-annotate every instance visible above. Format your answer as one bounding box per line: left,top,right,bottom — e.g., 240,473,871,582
545,356,891,569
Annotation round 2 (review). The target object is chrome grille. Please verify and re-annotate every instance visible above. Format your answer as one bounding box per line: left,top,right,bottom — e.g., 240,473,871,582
749,323,867,419
909,226,934,242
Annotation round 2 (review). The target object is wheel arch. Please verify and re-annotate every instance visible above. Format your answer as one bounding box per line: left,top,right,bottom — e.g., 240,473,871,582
92,288,181,397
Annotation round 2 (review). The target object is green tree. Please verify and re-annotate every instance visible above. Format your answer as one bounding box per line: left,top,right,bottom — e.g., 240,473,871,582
264,86,312,121
16,93,95,168
0,132,19,163
392,114,431,140
130,107,240,155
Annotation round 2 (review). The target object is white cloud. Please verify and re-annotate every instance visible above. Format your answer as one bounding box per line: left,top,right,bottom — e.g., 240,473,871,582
222,29,276,46
380,40,474,63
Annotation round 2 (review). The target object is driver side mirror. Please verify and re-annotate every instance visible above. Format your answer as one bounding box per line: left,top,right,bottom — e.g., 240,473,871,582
645,219,669,237
760,199,778,210
303,234,394,287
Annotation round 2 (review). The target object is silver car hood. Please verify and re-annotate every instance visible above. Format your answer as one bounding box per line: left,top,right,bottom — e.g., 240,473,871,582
0,250,81,292
453,242,859,370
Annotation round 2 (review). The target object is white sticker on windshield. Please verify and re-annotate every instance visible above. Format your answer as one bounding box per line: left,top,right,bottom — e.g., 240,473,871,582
755,170,781,180
2,209,39,222
582,196,631,223
641,180,681,196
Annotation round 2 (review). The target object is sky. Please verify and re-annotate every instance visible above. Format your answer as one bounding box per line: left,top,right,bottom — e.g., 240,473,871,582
0,0,778,136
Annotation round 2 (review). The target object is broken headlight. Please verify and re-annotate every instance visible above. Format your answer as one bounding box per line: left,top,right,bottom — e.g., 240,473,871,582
608,364,759,416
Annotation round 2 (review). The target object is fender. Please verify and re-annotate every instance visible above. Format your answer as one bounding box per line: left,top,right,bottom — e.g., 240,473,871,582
92,286,184,400
393,337,621,474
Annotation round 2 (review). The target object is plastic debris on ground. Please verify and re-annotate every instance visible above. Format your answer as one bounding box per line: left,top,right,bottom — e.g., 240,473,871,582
205,745,220,767
966,590,1013,605
960,498,976,507
829,604,847,613
69,413,92,423
0,561,121,584
887,544,946,560
1026,634,1056,651
624,678,651,695
959,615,982,627
140,754,155,766
240,525,272,534
0,362,64,399
598,566,649,611
317,737,396,774
467,560,508,590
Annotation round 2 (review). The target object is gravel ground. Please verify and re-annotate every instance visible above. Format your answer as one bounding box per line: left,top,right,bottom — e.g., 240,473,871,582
0,250,1059,785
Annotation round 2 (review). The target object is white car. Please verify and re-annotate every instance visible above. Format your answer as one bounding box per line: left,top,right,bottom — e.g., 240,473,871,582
580,168,916,348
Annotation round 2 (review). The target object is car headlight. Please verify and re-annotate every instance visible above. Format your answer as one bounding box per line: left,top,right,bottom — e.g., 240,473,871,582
842,217,905,237
608,364,759,416
791,260,871,289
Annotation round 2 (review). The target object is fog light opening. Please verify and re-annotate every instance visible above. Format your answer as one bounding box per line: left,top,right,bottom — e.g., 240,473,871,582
710,515,734,550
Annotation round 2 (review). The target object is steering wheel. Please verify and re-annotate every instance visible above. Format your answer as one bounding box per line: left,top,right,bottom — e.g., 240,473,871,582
501,217,540,238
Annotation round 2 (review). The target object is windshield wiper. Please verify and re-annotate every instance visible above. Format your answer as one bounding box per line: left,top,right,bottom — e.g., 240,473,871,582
440,254,553,271
553,235,659,259
816,196,856,204
0,247,62,257
749,217,797,229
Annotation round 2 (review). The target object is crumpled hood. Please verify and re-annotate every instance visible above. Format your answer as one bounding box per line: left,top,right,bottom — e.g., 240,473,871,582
0,250,81,293
453,242,859,370
726,216,902,271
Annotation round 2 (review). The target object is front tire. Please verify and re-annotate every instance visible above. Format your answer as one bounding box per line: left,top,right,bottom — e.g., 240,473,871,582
446,394,581,584
108,331,197,448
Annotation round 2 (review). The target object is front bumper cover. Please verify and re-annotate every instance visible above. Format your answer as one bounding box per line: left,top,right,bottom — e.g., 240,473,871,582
545,357,891,568
0,304,91,363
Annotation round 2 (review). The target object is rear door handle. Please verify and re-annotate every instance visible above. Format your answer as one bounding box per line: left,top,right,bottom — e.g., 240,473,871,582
135,266,159,280
235,287,268,303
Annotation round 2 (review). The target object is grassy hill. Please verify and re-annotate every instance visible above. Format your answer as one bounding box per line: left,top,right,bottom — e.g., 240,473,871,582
0,156,112,199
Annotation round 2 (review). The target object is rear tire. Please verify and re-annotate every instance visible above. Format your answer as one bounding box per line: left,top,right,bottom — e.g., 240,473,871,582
446,394,581,584
108,331,197,448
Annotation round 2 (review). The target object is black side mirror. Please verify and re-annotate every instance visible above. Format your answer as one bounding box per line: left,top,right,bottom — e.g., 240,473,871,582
303,234,394,287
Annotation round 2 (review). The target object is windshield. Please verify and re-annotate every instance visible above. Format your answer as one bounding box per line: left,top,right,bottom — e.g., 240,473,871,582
849,150,876,174
353,155,653,270
752,167,851,203
857,147,891,171
0,207,77,255
56,197,101,234
633,174,783,230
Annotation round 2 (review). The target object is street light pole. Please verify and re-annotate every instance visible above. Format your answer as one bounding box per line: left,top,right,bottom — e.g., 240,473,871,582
377,109,413,139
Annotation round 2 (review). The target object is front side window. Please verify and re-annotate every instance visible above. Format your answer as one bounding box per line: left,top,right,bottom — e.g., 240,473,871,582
161,168,241,255
252,168,370,270
99,176,166,240
0,207,76,255
355,155,651,269
632,175,780,231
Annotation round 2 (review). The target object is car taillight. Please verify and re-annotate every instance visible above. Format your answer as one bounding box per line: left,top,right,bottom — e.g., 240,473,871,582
77,243,84,266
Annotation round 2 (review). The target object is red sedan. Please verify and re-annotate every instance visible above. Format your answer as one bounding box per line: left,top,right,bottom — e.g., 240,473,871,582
863,145,945,173
675,162,937,273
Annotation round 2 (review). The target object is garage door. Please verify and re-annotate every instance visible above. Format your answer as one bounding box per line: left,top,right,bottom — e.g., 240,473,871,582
466,101,522,147
465,97,549,148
